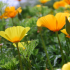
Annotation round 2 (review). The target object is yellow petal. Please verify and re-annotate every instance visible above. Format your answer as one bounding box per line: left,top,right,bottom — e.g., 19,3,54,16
44,14,57,31
20,27,30,40
62,63,70,70
13,42,25,50
55,13,69,30
37,17,44,27
61,29,68,35
17,7,22,13
0,31,11,41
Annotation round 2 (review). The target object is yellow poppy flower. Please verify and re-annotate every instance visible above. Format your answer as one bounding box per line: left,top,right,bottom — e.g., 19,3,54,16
61,29,70,38
37,13,69,32
62,62,70,70
63,0,70,4
39,0,50,4
13,42,25,50
53,1,68,9
13,41,30,50
0,26,30,43
36,5,41,7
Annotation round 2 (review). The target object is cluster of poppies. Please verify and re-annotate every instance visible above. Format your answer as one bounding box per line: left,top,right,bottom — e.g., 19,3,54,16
0,0,70,70
37,0,70,70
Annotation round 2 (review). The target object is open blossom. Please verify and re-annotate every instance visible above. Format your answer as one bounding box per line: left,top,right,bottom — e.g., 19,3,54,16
62,62,70,70
39,0,50,4
63,0,70,4
0,6,22,19
53,1,67,9
0,26,30,43
37,13,69,32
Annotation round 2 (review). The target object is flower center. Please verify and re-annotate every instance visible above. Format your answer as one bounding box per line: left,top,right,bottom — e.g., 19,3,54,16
11,36,20,43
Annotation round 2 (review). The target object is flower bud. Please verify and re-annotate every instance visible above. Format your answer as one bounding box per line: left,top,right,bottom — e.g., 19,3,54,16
66,16,70,35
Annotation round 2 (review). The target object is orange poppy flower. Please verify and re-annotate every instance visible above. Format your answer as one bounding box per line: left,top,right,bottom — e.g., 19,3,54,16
39,0,50,4
63,0,70,4
37,13,69,32
4,6,18,18
53,1,68,9
0,6,22,18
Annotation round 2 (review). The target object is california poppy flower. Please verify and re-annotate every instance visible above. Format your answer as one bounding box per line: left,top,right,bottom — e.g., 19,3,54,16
0,6,22,18
39,0,50,4
13,41,30,50
63,0,70,4
36,5,41,7
13,42,26,49
53,1,67,9
0,26,30,43
62,62,70,70
37,13,69,32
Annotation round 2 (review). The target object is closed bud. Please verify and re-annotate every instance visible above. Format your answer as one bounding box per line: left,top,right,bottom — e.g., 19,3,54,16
66,16,70,35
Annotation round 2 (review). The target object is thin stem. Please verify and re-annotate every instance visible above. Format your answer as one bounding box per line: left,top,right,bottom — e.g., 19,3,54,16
16,42,23,70
40,31,53,70
41,4,44,16
2,18,5,30
12,18,15,26
1,46,2,53
56,31,64,65
28,60,31,70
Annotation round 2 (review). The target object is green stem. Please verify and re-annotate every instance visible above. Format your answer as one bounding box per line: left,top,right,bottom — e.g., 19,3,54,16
12,18,14,26
28,60,31,70
16,43,24,70
2,18,5,30
1,46,2,53
40,31,53,70
56,31,64,65
41,4,44,16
